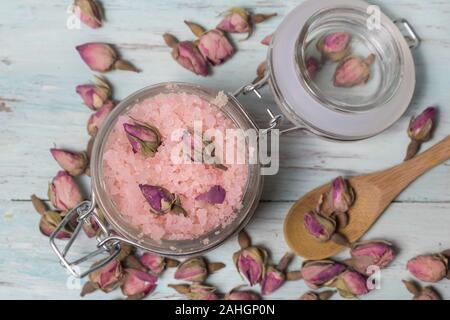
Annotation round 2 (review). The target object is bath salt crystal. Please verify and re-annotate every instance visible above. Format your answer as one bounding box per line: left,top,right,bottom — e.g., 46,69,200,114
103,92,248,241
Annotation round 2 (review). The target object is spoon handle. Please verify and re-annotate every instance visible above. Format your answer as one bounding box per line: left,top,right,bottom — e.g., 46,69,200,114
367,135,450,202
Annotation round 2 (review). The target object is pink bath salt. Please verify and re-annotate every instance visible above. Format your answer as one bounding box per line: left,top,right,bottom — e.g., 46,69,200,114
102,92,249,241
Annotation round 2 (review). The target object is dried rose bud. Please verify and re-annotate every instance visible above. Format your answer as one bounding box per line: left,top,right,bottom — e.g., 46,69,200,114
261,266,285,295
188,284,220,300
195,185,226,204
261,34,273,46
175,257,208,282
303,211,336,242
317,176,355,216
301,260,346,289
50,149,87,177
407,254,448,283
87,100,115,136
317,32,351,62
233,246,267,286
82,216,101,238
140,252,166,276
405,107,437,161
76,43,139,73
121,269,157,300
73,0,103,29
185,22,235,66
39,211,73,239
123,120,161,157
306,57,320,78
334,54,375,88
217,8,250,34
349,240,395,275
163,33,209,76
81,259,123,296
76,76,111,110
299,290,335,300
334,270,369,299
139,184,187,216
48,171,83,211
225,286,260,300
403,280,442,300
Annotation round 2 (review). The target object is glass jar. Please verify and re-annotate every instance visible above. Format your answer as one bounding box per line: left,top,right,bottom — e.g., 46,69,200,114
50,0,419,277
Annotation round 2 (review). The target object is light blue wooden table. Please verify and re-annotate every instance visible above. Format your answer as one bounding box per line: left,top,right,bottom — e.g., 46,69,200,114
0,0,449,300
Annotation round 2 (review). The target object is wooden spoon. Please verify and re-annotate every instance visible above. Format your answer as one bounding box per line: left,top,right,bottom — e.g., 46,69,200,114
284,135,450,260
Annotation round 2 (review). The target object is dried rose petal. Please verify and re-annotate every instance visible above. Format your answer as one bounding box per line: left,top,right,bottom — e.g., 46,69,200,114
333,270,369,299
350,240,395,275
317,32,351,62
334,54,375,88
48,171,83,211
195,185,226,204
123,120,161,157
233,247,267,286
76,76,111,110
73,0,103,29
140,252,166,276
407,254,448,283
87,100,115,136
50,148,87,176
174,257,208,282
76,43,139,73
405,107,437,161
303,211,336,242
301,260,346,289
163,34,209,76
121,269,157,299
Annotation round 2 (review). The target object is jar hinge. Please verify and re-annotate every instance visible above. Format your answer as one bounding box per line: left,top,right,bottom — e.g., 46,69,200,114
49,195,123,278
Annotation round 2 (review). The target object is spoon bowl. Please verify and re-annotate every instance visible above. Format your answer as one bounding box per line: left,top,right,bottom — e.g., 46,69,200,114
284,136,450,260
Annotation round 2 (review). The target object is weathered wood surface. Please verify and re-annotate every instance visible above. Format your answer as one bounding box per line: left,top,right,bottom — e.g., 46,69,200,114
0,0,449,300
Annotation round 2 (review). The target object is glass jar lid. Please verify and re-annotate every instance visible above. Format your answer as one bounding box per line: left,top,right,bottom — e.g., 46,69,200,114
268,0,416,140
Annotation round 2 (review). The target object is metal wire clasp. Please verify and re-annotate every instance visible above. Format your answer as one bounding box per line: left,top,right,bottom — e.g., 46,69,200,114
49,197,122,278
233,73,283,133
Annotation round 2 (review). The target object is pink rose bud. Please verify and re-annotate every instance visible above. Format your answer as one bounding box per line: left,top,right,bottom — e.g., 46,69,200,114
76,43,139,73
139,185,177,215
140,252,166,276
163,34,209,76
82,216,100,238
405,107,437,160
123,120,161,157
304,211,337,242
407,254,448,283
39,211,73,239
261,34,273,46
87,100,115,136
233,246,267,286
217,8,250,34
174,257,208,282
317,176,355,216
76,76,111,110
121,269,157,299
350,240,395,275
48,171,83,211
334,54,376,88
317,32,351,62
185,22,235,66
84,259,123,295
195,185,226,204
188,284,220,300
225,286,260,300
299,290,335,300
334,270,369,299
50,148,87,176
306,57,320,78
301,260,346,289
261,266,285,295
403,280,442,300
73,0,103,29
